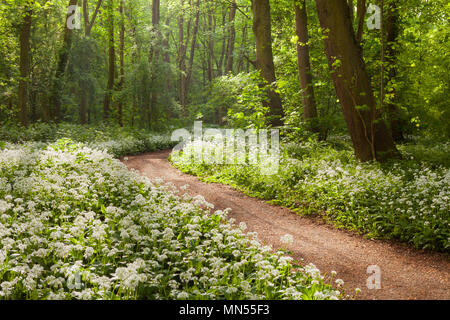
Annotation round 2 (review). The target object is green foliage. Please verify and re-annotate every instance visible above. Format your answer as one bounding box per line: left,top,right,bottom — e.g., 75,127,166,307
198,71,269,128
394,0,450,138
0,122,177,157
358,0,450,139
1,0,448,142
172,137,450,253
399,137,450,169
225,72,269,129
270,0,346,138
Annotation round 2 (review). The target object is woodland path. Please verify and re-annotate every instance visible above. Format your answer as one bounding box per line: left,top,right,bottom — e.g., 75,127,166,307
123,150,450,300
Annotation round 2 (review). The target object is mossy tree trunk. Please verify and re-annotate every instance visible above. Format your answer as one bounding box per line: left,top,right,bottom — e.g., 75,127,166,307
315,0,400,162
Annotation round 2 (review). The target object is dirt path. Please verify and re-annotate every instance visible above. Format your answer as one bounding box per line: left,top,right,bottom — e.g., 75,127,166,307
123,150,450,300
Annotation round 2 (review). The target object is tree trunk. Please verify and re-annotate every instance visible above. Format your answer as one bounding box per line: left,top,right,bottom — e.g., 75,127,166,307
84,0,103,37
118,0,125,127
384,1,404,142
148,0,161,128
217,7,228,76
79,84,87,124
79,0,103,124
178,0,199,114
294,0,322,137
150,0,161,61
315,0,400,162
185,0,200,95
128,15,138,127
18,5,32,127
162,15,172,96
251,0,284,127
207,3,215,82
162,15,171,65
236,20,248,73
356,0,366,43
225,0,237,74
348,0,354,23
50,0,78,122
178,0,188,113
103,0,115,120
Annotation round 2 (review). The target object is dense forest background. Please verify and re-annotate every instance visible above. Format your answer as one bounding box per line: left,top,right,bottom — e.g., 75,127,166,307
0,0,449,155
0,0,449,300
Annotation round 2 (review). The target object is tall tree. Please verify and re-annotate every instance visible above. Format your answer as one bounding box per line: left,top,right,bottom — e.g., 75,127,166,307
49,0,78,122
384,0,403,141
294,0,321,137
161,14,173,97
79,0,103,124
315,0,400,161
150,0,161,61
18,2,33,127
217,6,228,76
177,0,200,114
356,0,366,43
185,0,200,96
178,0,188,113
147,0,161,128
83,0,102,37
348,0,354,23
236,14,249,73
206,1,216,82
225,0,237,74
117,0,125,126
103,0,115,120
251,0,284,127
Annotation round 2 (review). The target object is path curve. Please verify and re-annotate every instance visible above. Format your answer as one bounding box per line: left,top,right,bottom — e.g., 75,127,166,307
123,150,450,300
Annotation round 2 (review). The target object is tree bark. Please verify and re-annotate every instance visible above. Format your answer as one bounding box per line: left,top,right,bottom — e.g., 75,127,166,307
161,15,173,97
178,0,188,113
83,0,103,37
185,0,200,95
225,0,237,74
384,1,403,142
251,0,284,127
207,3,215,82
162,15,171,65
178,0,199,114
103,0,115,120
315,0,400,162
147,0,161,128
236,19,248,73
217,7,228,76
294,0,322,137
150,0,161,61
18,4,32,127
356,0,366,43
79,0,103,124
50,0,78,122
348,0,354,23
117,0,125,126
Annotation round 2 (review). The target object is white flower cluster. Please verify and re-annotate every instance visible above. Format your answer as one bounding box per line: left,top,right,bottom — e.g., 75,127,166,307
0,140,338,300
173,137,450,251
291,156,450,250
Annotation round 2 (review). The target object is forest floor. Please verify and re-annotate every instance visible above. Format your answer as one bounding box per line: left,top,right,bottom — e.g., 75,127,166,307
123,150,450,300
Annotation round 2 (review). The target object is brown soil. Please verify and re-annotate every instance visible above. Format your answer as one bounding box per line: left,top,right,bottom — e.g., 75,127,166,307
123,150,450,300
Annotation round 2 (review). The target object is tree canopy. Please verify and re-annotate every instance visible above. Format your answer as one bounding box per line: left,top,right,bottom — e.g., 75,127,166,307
0,0,449,160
